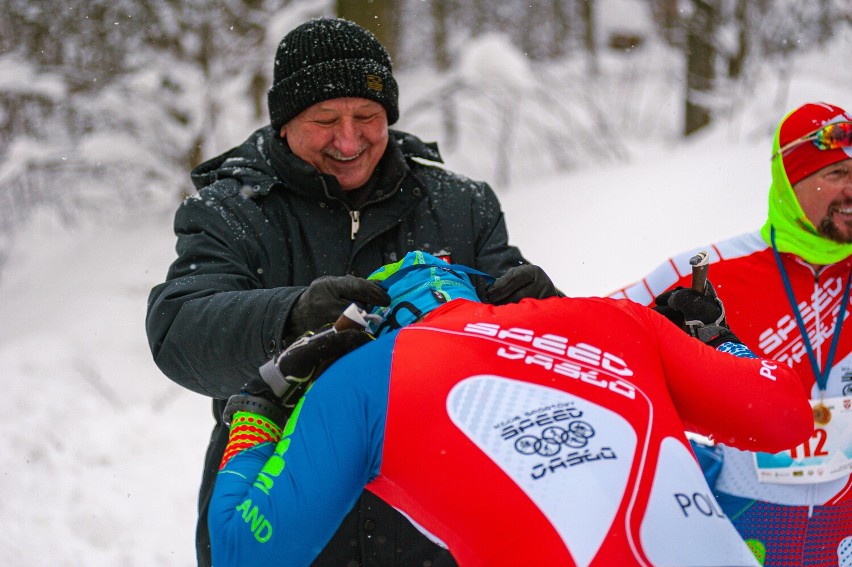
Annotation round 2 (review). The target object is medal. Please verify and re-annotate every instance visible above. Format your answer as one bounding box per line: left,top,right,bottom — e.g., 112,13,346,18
813,402,832,425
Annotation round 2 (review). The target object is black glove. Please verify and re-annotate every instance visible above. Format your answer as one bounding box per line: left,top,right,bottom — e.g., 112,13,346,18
261,326,373,408
485,264,563,305
653,285,739,347
285,275,390,339
224,326,373,427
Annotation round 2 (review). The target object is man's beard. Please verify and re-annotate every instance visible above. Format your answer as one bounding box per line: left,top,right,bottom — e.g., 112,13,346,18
818,206,852,244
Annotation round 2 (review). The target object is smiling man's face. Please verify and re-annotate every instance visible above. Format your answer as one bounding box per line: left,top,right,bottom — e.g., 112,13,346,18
794,158,852,243
281,97,389,191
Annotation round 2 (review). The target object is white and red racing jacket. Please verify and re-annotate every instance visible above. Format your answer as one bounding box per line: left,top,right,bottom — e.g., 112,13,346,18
612,230,852,566
210,296,811,567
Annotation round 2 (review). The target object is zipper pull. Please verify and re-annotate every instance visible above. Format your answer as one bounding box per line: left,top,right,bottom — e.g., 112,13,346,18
350,210,361,240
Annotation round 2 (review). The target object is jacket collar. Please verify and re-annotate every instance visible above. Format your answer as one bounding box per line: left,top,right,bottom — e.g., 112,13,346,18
189,127,443,211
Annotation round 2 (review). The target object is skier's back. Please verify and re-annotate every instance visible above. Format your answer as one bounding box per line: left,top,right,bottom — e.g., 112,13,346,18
209,251,812,566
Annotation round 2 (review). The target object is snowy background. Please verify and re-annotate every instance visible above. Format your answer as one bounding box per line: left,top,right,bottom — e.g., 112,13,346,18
1,2,850,565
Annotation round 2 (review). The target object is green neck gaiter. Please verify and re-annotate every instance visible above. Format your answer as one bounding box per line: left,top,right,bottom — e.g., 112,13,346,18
760,116,852,266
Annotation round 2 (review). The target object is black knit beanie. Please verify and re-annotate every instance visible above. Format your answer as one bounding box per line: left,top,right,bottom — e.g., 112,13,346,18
268,17,400,130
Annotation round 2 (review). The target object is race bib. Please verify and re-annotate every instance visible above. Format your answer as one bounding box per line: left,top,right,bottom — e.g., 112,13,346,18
754,396,852,484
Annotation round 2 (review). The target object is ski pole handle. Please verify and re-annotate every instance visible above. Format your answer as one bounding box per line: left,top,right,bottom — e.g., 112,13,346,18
689,251,710,294
333,303,377,331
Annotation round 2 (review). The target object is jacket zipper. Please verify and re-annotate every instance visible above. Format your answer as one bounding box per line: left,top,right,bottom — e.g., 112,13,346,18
349,175,410,241
350,210,360,240
320,173,410,241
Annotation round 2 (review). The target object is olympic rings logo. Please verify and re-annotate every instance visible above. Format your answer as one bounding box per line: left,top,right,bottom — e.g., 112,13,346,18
513,421,596,457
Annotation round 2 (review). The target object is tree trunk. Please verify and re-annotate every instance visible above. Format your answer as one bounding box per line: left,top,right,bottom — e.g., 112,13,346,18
431,0,457,149
550,0,570,57
472,0,489,35
654,0,682,46
727,0,748,78
336,0,400,63
250,71,267,124
580,0,598,75
684,0,717,136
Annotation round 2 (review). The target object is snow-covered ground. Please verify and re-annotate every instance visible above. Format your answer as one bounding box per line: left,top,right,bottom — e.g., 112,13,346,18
0,20,849,567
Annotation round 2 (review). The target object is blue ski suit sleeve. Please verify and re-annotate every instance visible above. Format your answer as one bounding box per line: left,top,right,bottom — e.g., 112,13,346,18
208,334,396,567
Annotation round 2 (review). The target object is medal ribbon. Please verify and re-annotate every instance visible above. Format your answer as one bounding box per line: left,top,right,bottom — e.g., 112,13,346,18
770,226,852,392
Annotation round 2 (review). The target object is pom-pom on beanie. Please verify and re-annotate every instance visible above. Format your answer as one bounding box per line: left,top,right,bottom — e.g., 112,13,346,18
268,17,399,131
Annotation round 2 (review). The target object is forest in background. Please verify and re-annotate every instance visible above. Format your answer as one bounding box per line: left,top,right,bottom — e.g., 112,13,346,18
0,4,848,564
0,0,849,272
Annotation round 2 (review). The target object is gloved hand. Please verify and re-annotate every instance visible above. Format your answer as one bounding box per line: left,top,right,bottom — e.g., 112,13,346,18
485,264,563,305
262,326,373,408
653,285,739,347
224,326,373,427
285,275,390,339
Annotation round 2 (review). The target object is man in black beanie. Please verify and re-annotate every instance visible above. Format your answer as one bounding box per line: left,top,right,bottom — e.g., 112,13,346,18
146,16,558,567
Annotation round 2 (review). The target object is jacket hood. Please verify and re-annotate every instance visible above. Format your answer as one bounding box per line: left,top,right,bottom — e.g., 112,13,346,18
190,127,281,194
760,112,852,265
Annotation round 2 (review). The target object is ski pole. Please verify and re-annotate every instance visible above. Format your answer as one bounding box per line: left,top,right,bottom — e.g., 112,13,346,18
284,304,373,354
689,251,710,294
333,303,379,331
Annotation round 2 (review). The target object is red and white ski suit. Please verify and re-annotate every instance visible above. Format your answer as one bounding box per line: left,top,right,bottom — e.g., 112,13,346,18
211,295,811,566
613,230,852,566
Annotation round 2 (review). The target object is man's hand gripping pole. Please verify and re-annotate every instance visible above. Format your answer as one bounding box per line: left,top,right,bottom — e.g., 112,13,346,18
684,250,729,341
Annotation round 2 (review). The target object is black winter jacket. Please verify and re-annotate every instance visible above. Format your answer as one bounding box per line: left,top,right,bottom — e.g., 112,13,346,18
146,126,527,566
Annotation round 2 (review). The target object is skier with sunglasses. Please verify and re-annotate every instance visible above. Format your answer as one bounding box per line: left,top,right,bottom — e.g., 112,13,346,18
613,102,852,566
